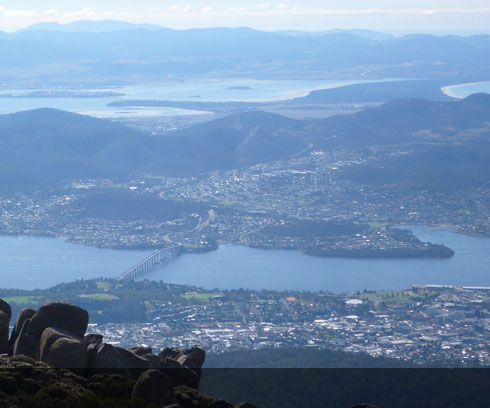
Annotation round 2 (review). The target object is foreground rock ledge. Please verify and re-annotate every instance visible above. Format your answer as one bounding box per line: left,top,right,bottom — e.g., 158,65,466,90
0,299,256,408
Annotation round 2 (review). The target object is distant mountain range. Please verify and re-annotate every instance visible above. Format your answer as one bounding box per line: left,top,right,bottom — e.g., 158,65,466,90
1,94,489,190
19,20,163,33
1,22,489,83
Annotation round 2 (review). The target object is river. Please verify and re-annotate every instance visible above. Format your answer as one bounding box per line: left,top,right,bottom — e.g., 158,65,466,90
0,226,489,292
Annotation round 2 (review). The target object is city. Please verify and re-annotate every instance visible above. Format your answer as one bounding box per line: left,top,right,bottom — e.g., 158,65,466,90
72,282,489,367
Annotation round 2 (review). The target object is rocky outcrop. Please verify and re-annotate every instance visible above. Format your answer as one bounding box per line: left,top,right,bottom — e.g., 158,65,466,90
0,298,230,407
0,299,12,354
8,308,35,355
0,297,375,408
26,300,89,338
131,369,175,405
0,298,12,319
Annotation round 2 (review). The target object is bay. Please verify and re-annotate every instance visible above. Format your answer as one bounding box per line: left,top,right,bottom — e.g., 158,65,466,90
0,235,152,290
0,226,489,293
142,226,490,293
0,78,389,118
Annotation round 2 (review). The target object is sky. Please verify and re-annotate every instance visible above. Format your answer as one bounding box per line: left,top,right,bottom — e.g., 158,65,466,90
1,0,490,34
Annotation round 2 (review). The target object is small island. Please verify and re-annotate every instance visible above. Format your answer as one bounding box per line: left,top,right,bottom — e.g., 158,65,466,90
226,86,252,90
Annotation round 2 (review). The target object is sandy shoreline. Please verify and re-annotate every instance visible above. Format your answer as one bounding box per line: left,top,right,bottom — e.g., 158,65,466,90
441,80,490,98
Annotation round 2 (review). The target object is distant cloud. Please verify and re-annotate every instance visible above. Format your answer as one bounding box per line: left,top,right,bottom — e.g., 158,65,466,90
229,8,248,13
276,4,289,9
201,6,215,14
0,6,39,17
169,4,192,13
44,9,59,16
64,8,98,18
257,2,270,9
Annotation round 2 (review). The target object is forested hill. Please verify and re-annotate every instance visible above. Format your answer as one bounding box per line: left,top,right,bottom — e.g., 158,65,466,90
1,93,489,190
316,92,490,147
292,80,455,104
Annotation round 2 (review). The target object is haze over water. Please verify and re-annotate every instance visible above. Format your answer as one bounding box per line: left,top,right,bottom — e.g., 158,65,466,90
0,79,386,118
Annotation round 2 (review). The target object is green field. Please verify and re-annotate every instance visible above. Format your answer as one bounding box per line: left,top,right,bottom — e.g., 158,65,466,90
359,289,436,303
95,281,112,290
3,296,45,305
368,222,389,228
182,292,220,300
219,200,235,206
81,293,119,301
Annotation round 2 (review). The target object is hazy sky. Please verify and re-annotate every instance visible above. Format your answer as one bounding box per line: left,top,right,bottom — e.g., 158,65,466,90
1,1,490,33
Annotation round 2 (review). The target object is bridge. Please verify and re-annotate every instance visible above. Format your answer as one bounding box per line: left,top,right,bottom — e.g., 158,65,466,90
117,245,182,281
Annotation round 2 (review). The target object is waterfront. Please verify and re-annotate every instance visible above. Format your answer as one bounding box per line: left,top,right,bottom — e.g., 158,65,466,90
442,80,490,98
0,226,489,292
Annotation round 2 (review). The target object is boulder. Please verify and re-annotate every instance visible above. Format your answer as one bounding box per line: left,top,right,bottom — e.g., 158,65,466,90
28,301,89,338
161,357,201,390
8,308,36,350
87,343,126,372
0,311,9,354
129,346,152,357
131,369,175,405
176,346,206,369
159,347,182,360
39,327,73,362
87,343,149,378
13,320,38,359
141,352,164,369
46,337,87,370
115,346,151,378
0,299,12,320
83,333,103,348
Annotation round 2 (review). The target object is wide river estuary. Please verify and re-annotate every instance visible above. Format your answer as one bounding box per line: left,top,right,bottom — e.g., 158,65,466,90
0,226,489,292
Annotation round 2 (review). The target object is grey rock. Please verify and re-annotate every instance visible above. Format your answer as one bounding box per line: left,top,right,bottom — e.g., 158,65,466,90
131,369,175,405
0,311,9,354
13,319,38,359
87,343,149,378
83,333,103,348
141,352,163,369
0,299,12,320
46,337,87,369
39,327,73,362
87,343,126,371
159,347,182,360
176,346,206,369
8,308,36,349
115,346,151,378
28,301,89,338
162,357,200,390
129,346,152,356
